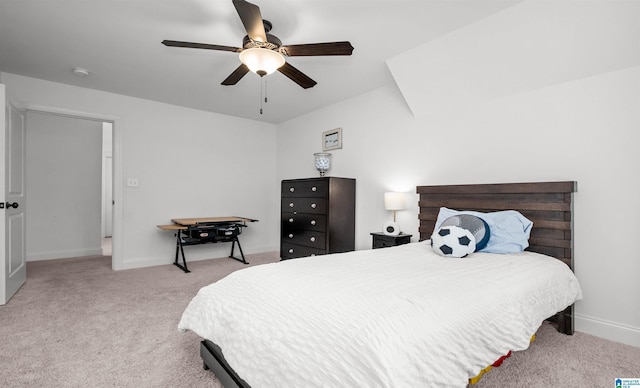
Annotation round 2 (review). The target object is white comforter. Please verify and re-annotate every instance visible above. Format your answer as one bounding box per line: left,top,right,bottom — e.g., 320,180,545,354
178,242,582,388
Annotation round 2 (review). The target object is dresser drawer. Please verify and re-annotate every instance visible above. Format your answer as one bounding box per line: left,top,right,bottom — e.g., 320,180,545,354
282,213,326,232
282,179,329,198
282,197,327,215
282,229,326,249
280,242,325,260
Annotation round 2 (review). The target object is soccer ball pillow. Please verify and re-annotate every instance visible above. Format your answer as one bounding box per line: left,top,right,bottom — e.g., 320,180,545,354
440,214,490,251
431,225,476,258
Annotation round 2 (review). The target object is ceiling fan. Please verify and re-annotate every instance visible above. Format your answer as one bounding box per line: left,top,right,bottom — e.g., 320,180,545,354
162,0,354,89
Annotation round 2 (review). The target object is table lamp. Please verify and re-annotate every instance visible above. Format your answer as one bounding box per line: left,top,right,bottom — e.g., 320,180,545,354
383,192,405,235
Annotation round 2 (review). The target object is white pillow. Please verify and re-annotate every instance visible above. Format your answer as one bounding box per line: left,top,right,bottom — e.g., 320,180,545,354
431,225,476,258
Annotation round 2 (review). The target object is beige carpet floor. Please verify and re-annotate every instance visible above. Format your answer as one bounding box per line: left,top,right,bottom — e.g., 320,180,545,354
1,253,639,387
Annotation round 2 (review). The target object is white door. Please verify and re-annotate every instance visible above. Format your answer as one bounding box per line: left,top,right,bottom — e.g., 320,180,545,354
0,84,27,305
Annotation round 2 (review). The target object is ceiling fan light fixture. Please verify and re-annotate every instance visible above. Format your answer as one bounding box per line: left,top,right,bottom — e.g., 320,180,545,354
239,47,285,76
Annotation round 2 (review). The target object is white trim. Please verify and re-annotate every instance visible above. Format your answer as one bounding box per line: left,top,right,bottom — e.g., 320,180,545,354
22,104,117,123
27,248,103,261
575,313,640,347
116,247,279,271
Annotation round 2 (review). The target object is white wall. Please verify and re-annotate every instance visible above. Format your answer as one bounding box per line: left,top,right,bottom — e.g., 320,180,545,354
387,0,640,119
26,111,103,260
2,72,279,270
277,2,640,347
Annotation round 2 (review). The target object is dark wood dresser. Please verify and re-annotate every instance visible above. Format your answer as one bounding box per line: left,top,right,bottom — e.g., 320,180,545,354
281,177,356,259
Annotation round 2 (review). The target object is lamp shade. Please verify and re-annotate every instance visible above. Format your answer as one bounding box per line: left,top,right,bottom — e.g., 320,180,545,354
239,48,285,76
384,192,406,211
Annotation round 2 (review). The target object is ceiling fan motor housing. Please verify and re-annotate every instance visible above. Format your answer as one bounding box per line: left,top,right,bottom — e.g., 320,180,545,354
242,33,281,51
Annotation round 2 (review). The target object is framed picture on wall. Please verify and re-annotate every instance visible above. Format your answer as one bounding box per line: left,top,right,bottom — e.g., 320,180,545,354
322,128,342,151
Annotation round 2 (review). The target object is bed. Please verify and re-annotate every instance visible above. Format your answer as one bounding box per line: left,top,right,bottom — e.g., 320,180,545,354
178,181,582,388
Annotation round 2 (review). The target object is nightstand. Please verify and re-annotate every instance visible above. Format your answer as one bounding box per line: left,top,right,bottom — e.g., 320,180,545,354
370,232,412,249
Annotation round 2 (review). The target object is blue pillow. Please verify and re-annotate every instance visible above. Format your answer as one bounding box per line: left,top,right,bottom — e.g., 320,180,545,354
435,207,532,254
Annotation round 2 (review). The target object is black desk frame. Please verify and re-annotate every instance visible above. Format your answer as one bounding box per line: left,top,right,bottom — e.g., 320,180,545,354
173,224,248,273
158,217,257,273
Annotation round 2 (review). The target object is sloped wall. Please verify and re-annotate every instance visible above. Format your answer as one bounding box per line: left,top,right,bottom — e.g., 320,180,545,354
387,1,640,118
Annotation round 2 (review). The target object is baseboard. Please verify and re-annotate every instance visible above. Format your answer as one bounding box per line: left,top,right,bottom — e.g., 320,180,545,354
114,257,168,271
575,313,640,347
113,247,279,271
27,247,103,261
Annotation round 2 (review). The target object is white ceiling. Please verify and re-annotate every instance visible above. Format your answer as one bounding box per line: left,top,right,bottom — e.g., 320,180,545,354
0,0,520,123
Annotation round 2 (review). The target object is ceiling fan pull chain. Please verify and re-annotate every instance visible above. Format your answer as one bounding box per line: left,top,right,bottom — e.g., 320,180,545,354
265,75,268,104
260,76,264,114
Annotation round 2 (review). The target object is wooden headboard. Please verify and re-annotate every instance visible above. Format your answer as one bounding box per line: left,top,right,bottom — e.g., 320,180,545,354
417,181,578,334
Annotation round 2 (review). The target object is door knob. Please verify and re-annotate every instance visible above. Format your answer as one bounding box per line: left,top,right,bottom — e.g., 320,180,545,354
5,202,19,209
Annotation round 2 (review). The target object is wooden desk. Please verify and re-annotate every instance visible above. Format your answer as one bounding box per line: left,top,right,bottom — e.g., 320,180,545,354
170,216,255,226
157,216,257,273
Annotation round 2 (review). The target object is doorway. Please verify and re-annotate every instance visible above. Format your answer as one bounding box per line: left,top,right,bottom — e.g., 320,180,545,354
102,123,113,256
25,111,114,261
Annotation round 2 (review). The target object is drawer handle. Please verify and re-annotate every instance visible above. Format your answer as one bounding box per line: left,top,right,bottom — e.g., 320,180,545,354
289,218,294,223
311,203,317,209
311,186,317,192
310,220,316,226
288,248,294,254
288,234,294,238
289,187,295,192
310,236,316,242
289,202,295,208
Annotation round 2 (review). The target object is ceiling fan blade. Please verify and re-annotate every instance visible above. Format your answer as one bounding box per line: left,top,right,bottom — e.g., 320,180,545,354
221,64,250,86
232,0,267,43
162,40,242,53
280,41,354,57
277,62,317,89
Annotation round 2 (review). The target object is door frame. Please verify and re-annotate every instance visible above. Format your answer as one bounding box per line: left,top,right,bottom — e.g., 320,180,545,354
23,104,122,270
